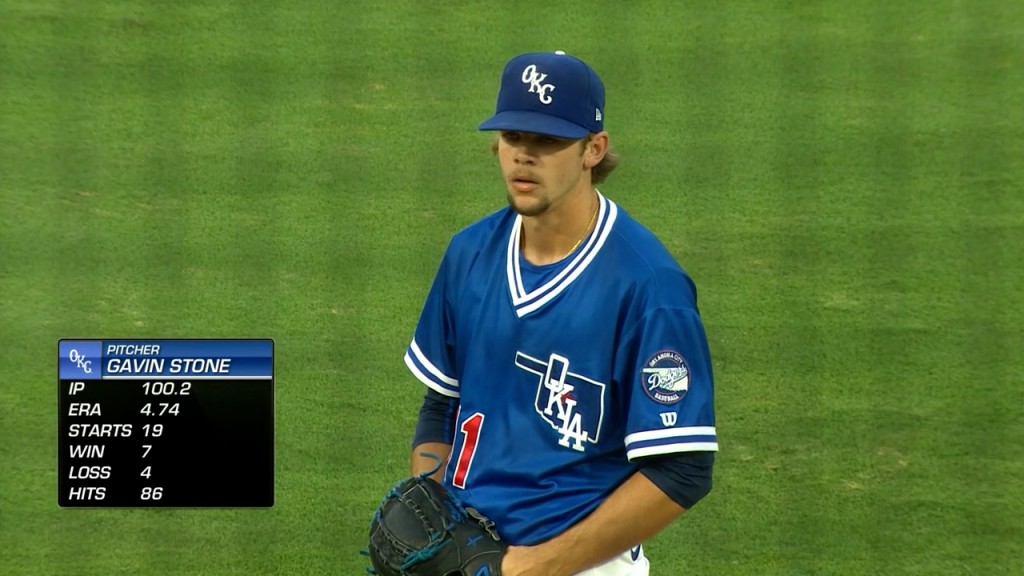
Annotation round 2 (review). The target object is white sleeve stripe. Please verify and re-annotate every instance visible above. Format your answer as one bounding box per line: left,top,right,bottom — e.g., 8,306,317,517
624,426,717,445
404,353,460,398
627,442,719,460
408,340,458,387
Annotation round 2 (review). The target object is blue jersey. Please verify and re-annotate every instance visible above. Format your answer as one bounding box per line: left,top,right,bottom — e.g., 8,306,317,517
404,193,717,545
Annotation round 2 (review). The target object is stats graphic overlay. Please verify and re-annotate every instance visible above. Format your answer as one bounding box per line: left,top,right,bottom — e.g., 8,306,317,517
58,339,274,508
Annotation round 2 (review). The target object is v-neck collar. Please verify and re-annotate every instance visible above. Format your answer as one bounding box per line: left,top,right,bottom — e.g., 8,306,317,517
505,192,618,318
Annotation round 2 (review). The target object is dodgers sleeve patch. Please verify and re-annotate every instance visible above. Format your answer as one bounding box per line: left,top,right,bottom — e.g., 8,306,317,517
620,307,718,460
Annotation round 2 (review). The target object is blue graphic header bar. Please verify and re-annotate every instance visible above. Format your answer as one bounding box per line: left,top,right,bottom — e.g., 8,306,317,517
58,339,274,378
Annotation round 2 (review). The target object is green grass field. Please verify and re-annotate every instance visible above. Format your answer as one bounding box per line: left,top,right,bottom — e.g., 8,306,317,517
1,0,1022,574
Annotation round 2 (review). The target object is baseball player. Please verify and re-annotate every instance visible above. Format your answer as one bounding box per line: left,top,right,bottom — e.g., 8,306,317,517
404,51,717,576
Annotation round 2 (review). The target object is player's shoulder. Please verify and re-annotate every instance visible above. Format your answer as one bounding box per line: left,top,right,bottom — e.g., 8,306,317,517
442,207,514,263
451,207,512,243
606,198,698,306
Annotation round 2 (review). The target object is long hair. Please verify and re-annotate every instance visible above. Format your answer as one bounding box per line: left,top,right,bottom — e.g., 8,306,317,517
585,134,620,184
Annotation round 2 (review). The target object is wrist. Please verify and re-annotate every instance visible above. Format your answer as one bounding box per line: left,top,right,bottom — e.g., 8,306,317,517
530,532,583,575
503,542,576,576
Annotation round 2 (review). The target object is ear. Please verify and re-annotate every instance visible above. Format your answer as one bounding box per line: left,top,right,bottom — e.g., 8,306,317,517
583,132,609,169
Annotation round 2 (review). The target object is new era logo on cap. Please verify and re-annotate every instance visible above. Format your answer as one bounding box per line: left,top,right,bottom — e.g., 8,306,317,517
478,51,605,139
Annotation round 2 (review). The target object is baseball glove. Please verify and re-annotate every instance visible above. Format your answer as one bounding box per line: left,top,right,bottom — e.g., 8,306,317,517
366,475,505,576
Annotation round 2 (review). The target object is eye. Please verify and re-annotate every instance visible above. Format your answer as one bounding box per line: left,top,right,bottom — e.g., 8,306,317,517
502,131,521,142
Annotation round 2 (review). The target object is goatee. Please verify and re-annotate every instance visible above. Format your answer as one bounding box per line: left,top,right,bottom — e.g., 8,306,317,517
507,193,549,217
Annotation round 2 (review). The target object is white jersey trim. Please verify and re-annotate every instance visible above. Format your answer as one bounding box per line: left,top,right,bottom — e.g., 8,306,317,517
409,340,458,387
627,442,719,460
507,192,618,318
404,340,460,397
624,426,717,445
624,426,718,460
404,352,460,398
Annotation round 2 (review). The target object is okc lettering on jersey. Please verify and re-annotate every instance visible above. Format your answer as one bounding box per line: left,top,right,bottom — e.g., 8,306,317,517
515,351,605,451
521,65,555,104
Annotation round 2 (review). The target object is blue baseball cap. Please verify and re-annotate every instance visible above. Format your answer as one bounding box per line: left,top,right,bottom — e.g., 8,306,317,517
478,51,605,139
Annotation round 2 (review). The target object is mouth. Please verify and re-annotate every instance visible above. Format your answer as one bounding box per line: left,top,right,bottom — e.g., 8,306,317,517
509,174,540,193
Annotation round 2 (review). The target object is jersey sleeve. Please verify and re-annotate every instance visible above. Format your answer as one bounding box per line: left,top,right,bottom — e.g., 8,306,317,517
617,304,717,460
403,250,460,398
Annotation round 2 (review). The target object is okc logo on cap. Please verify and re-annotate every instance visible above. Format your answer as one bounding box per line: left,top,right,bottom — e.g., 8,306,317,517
478,51,606,140
521,64,556,104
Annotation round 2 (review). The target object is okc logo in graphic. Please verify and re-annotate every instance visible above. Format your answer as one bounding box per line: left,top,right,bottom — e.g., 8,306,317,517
515,351,605,452
521,65,556,104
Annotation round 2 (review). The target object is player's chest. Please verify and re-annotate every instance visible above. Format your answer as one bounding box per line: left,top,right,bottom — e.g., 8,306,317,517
456,251,623,344
455,275,620,360
454,282,624,453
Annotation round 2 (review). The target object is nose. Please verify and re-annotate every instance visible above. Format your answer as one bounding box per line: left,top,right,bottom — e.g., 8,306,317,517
513,145,536,165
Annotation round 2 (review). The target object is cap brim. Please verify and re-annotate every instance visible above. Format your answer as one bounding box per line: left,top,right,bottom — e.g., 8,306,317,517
478,111,589,139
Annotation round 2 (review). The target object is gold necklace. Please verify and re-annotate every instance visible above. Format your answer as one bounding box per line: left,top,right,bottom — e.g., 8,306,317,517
564,202,599,258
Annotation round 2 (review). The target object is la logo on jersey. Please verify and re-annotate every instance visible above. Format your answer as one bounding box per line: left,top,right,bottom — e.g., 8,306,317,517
515,351,606,451
642,350,689,404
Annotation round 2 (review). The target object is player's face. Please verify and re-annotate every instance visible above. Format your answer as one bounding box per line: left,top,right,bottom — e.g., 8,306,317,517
497,131,588,217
